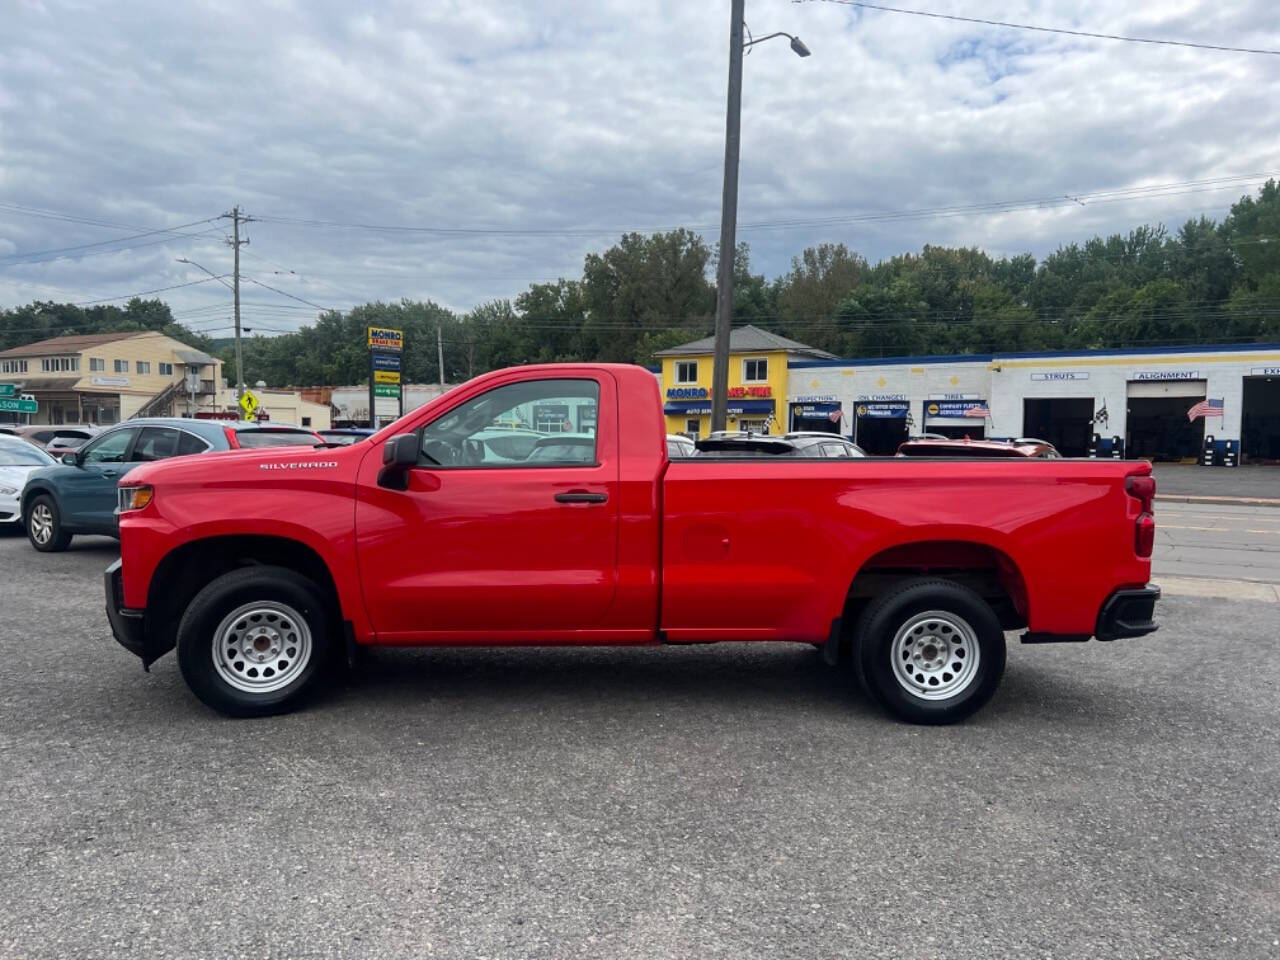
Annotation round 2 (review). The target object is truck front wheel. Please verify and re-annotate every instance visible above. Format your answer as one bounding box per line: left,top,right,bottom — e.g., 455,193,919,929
853,578,1006,725
176,566,334,717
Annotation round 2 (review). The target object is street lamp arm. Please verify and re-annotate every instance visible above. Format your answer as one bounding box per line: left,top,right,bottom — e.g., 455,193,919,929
175,257,235,292
744,31,811,55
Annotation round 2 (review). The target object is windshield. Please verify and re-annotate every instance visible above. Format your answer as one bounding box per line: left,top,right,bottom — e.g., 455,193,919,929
235,430,319,449
0,444,54,466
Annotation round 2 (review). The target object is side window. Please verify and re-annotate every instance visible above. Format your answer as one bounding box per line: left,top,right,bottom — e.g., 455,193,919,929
81,429,136,464
821,442,852,458
175,431,211,456
132,427,181,462
419,379,600,468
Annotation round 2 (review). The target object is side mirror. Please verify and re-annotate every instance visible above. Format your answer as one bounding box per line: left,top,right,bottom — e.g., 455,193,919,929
378,433,418,490
61,453,78,466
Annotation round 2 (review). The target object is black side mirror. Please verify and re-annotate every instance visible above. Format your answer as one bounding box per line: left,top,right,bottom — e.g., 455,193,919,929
378,433,418,490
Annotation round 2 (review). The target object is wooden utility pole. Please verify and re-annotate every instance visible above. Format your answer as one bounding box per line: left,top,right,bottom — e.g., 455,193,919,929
221,206,254,396
711,0,745,434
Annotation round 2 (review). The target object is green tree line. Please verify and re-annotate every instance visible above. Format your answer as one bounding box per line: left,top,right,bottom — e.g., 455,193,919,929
4,182,1279,387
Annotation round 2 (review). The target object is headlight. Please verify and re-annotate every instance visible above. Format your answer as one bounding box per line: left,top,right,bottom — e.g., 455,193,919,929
0,485,16,497
117,485,154,513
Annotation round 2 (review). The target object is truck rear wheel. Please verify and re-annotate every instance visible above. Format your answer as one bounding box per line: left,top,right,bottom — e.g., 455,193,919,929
853,578,1006,725
176,566,334,717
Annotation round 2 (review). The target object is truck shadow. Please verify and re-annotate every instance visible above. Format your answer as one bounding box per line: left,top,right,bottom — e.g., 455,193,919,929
315,643,1129,726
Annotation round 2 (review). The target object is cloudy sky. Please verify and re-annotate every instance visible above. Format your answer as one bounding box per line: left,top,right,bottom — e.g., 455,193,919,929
1,0,1278,337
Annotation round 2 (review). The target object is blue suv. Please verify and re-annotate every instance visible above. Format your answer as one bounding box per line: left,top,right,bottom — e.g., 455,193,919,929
21,418,321,552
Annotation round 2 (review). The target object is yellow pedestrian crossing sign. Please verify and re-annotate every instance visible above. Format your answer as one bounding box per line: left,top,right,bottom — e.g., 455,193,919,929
239,390,259,419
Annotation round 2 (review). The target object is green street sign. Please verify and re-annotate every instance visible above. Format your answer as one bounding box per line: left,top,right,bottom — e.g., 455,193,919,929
374,383,400,398
0,384,15,398
0,397,37,414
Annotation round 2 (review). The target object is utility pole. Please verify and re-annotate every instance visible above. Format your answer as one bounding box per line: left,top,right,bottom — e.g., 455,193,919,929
220,206,254,396
436,322,446,399
711,0,746,434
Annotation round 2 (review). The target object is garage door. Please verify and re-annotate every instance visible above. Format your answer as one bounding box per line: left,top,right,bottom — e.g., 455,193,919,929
1126,381,1206,461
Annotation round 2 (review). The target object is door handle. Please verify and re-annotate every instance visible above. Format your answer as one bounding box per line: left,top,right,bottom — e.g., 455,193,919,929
554,491,608,504
102,470,119,478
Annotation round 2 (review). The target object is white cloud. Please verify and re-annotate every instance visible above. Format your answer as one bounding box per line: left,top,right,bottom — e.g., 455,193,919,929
1,0,1277,333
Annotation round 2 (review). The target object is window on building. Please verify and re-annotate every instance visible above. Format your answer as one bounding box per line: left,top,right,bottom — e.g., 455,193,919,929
0,360,28,374
40,356,79,373
675,361,698,384
742,357,767,383
113,360,127,373
301,417,312,427
136,361,151,375
739,418,768,434
685,418,701,438
158,362,174,376
89,358,105,372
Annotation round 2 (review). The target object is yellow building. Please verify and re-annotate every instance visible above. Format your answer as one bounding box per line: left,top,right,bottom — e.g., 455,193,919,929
655,325,835,438
0,330,223,425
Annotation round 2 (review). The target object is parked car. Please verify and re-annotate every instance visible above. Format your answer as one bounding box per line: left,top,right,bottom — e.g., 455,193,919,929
897,436,1061,458
21,418,322,552
106,363,1157,725
695,431,867,458
0,436,55,527
9,424,100,451
44,434,95,460
317,428,376,446
666,434,696,459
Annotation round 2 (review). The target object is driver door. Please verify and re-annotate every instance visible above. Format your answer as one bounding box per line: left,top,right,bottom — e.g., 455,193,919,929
60,426,139,532
355,371,619,642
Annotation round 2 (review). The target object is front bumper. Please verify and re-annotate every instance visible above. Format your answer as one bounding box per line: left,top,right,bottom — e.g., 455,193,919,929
104,559,152,667
1095,584,1161,641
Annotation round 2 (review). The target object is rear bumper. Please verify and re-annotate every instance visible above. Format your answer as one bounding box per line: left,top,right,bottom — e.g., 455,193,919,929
1095,584,1161,641
104,559,151,666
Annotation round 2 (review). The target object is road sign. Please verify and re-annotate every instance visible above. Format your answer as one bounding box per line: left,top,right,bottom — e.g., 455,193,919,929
373,370,400,384
0,384,15,398
238,390,259,419
367,327,403,351
374,383,400,398
372,353,401,371
0,397,37,414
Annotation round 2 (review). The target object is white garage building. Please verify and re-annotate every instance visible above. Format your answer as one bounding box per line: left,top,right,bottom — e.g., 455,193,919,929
786,342,1280,463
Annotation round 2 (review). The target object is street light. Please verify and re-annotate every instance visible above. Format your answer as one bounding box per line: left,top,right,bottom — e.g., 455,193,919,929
709,5,810,434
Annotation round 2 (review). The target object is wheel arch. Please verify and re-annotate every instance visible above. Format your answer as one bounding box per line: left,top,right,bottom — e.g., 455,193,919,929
838,538,1029,649
145,534,346,659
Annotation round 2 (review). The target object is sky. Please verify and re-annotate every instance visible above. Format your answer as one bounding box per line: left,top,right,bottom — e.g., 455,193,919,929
1,0,1279,338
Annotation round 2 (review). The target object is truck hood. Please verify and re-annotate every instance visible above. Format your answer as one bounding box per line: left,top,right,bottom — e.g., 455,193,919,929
119,443,360,486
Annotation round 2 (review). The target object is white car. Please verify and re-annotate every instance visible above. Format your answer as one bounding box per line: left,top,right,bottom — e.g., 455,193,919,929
0,436,55,526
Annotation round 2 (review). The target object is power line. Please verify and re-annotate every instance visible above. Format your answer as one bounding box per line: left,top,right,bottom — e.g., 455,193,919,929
73,275,232,306
0,217,220,265
249,173,1278,238
243,277,332,312
794,0,1280,56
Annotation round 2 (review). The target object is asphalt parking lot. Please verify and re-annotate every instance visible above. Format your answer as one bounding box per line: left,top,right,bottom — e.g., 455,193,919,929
1,529,1278,960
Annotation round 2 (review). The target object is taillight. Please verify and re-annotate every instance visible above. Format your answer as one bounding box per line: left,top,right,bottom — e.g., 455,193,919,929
223,426,240,449
1125,474,1155,513
1135,512,1155,557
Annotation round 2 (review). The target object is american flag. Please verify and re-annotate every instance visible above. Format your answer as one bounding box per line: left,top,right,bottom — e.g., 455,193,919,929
828,409,843,423
1187,398,1224,421
964,404,991,419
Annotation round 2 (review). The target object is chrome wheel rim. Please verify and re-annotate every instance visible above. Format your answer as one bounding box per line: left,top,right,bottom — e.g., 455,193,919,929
212,601,312,694
890,609,981,701
29,504,53,544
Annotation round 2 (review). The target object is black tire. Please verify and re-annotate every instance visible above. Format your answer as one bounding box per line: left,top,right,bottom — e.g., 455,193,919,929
853,578,1006,725
176,565,335,718
25,494,71,552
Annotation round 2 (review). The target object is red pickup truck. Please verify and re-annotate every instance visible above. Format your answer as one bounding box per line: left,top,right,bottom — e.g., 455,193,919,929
105,363,1159,724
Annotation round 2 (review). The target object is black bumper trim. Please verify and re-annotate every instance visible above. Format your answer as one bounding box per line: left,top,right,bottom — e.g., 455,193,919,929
1095,584,1161,641
104,560,151,668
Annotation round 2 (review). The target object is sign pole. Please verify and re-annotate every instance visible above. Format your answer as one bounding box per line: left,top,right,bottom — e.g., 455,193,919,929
367,346,376,430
